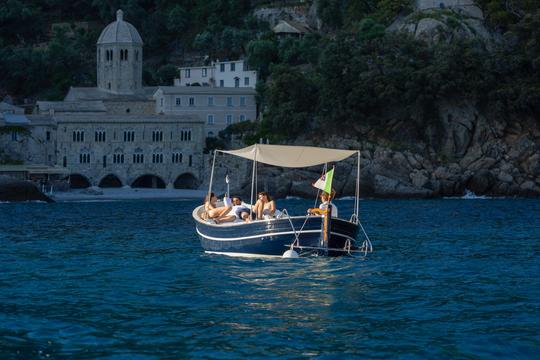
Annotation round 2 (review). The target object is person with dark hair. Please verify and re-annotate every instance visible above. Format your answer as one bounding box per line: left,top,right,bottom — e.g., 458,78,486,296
230,196,251,222
202,192,235,223
252,191,276,220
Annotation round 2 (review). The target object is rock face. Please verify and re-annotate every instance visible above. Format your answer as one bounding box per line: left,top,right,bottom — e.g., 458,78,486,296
200,99,540,199
0,177,55,202
389,8,492,44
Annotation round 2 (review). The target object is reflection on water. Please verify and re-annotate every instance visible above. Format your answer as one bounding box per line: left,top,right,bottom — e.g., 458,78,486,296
0,199,539,358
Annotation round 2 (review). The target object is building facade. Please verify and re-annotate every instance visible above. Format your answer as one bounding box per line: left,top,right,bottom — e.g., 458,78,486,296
0,9,205,190
153,87,257,137
0,9,260,189
175,59,257,89
55,114,203,188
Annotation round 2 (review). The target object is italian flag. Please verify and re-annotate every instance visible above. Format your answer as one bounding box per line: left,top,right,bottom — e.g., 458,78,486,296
312,167,334,194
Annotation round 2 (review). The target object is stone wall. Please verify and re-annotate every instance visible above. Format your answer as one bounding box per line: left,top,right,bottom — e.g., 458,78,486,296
55,117,205,187
0,123,56,165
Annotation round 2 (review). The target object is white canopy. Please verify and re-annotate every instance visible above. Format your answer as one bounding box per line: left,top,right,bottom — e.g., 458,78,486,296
219,144,357,168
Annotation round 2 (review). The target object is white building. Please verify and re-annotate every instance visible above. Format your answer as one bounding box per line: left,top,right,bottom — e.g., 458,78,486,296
174,59,257,89
153,86,257,137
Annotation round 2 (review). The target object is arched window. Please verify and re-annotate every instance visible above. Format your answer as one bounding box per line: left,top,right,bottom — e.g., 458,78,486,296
172,152,183,163
124,49,128,61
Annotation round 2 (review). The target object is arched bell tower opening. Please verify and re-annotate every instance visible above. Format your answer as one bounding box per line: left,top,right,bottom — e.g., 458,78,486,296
96,9,143,95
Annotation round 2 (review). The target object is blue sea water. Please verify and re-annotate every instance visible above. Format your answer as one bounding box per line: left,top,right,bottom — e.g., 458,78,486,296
0,198,539,359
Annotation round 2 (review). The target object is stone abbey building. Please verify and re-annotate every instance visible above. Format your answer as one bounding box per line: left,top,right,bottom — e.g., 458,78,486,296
0,10,257,189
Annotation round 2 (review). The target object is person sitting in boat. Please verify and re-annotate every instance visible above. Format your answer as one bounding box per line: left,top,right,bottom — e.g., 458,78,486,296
308,190,338,218
202,192,235,224
252,191,276,220
230,196,252,222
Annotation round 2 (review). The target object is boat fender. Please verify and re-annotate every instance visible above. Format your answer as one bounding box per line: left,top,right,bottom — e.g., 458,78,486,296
282,249,299,258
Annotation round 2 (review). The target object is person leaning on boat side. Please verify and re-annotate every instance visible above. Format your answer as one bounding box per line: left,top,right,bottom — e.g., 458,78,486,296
252,191,276,220
308,191,338,218
202,192,235,224
230,196,252,222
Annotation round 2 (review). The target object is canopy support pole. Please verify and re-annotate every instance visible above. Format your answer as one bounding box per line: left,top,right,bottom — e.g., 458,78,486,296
355,151,360,224
249,145,258,219
206,150,218,215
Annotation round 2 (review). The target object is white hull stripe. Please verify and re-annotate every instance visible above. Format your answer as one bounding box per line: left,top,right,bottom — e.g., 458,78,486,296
196,228,356,243
205,251,282,259
196,228,320,241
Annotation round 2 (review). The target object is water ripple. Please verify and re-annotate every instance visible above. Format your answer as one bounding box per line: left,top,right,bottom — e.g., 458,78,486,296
0,199,539,358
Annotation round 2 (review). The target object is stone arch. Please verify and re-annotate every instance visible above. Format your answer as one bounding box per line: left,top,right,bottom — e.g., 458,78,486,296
99,174,123,188
174,173,199,189
132,174,166,189
69,174,91,189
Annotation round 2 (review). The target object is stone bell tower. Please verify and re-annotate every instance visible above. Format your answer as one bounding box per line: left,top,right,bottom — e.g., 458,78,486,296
96,9,143,94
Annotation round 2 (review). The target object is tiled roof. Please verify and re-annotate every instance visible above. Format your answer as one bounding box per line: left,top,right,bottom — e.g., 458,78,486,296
65,87,158,101
97,9,143,45
155,86,256,95
36,101,107,113
52,114,204,124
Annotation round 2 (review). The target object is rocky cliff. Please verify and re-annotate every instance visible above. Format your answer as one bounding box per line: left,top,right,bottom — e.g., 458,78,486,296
202,100,540,199
0,176,55,202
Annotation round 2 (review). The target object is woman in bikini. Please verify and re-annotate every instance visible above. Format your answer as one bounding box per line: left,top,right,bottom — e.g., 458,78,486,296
252,191,276,220
202,192,235,223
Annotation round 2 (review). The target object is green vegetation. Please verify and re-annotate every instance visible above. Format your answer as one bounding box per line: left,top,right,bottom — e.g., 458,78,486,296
1,0,539,145
238,1,540,142
0,0,268,100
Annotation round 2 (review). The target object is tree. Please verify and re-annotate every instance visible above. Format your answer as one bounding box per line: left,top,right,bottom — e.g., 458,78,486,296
317,0,344,29
357,17,385,42
247,39,278,79
264,65,318,140
166,5,190,33
155,64,179,85
0,0,44,44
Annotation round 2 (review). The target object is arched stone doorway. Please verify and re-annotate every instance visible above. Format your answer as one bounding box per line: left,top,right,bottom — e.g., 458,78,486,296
99,174,122,188
174,173,199,189
69,174,91,189
131,174,166,189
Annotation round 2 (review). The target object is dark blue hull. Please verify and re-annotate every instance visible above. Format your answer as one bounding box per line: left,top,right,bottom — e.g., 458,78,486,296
194,212,359,257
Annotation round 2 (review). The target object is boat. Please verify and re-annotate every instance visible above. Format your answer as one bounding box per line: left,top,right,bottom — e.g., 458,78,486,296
192,144,372,258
